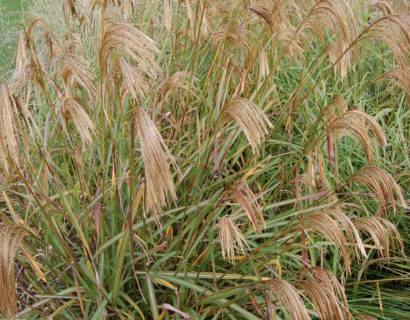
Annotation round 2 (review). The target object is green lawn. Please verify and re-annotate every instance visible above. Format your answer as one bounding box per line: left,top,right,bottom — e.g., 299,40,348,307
1,0,23,12
1,0,24,21
0,0,25,78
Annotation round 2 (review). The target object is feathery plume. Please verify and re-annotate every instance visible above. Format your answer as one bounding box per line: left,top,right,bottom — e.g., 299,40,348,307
62,32,83,54
99,20,159,79
249,0,294,38
309,267,349,309
365,15,410,69
117,57,149,101
329,207,367,258
154,71,196,106
25,16,60,60
249,0,274,26
298,151,317,191
12,95,40,141
212,21,251,51
16,31,26,73
301,0,359,78
217,215,249,264
221,97,273,155
304,211,351,272
375,67,410,103
324,95,348,118
303,205,367,260
60,53,97,101
296,276,347,320
327,108,386,162
258,45,270,79
0,225,25,319
354,216,405,258
230,182,264,232
298,146,331,192
348,166,406,214
297,267,352,318
163,0,172,31
268,279,310,320
11,17,60,92
135,108,177,226
369,0,394,16
0,85,19,172
60,97,94,145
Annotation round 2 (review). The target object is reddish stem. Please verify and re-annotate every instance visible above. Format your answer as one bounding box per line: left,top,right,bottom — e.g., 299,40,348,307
295,164,306,268
326,128,332,163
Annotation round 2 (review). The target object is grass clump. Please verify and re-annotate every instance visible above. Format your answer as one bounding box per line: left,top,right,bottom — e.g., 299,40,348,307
0,0,409,319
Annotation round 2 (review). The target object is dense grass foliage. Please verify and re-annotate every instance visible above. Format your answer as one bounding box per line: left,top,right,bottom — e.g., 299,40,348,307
0,0,409,319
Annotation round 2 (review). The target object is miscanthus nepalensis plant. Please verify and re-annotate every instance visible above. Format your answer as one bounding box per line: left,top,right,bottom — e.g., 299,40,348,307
0,0,409,319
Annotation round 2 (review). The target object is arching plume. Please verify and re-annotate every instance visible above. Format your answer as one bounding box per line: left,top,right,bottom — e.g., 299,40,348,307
99,19,159,90
217,215,249,264
354,216,405,258
135,108,177,226
326,108,386,163
230,181,265,232
154,71,196,106
0,225,25,319
0,85,19,172
375,67,410,103
304,210,354,273
267,279,310,320
300,0,359,78
60,97,94,145
221,97,273,155
347,166,406,214
365,15,410,69
117,57,150,101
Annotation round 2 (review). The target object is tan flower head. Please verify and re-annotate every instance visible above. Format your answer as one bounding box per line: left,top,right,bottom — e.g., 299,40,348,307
221,96,273,155
348,166,406,214
163,0,172,31
268,279,310,320
304,210,352,273
117,57,150,101
300,0,359,78
60,97,94,145
230,181,265,232
99,19,159,83
60,53,97,101
0,225,25,319
375,67,410,103
327,108,386,163
154,71,197,106
217,215,249,264
0,84,19,172
135,108,177,226
354,216,405,258
366,15,410,70
296,271,350,320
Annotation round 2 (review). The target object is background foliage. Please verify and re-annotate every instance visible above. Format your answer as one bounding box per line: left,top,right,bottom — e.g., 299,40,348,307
0,0,409,319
